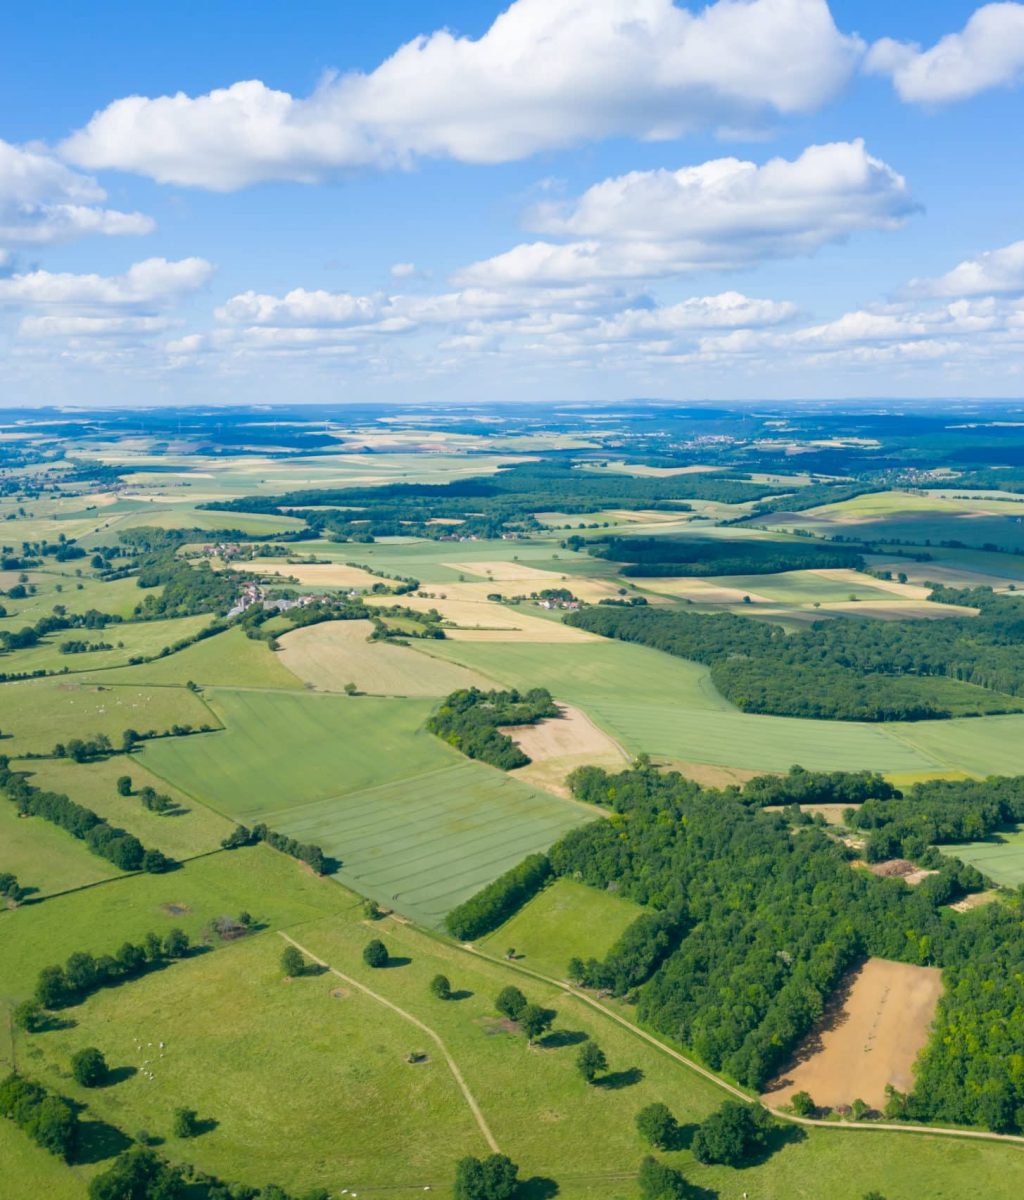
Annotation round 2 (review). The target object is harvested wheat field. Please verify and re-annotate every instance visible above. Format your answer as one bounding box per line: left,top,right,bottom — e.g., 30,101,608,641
642,577,774,604
276,619,493,696
225,560,383,589
365,591,600,642
762,958,943,1111
501,703,628,797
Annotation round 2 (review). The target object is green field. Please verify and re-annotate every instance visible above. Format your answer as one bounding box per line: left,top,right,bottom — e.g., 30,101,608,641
0,613,213,675
477,878,643,979
0,572,145,628
417,637,943,773
22,756,235,861
0,799,118,897
278,761,592,926
0,678,216,756
942,826,1024,887
139,688,592,925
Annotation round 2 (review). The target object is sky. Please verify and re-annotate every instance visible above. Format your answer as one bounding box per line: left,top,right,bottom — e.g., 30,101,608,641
2,0,1024,408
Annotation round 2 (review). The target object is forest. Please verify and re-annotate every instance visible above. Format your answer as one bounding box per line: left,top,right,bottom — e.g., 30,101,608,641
427,687,559,768
579,534,865,576
550,763,1024,1130
567,587,1024,720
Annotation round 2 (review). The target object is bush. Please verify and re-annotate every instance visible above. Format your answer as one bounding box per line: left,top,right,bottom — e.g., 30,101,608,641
281,945,305,978
172,1107,200,1139
453,1154,519,1200
430,974,451,1000
637,1155,689,1200
71,1047,107,1088
576,1040,607,1083
691,1102,772,1166
362,939,388,968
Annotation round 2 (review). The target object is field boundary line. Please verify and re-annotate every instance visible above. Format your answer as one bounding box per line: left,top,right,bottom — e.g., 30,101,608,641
276,930,499,1154
463,945,1024,1149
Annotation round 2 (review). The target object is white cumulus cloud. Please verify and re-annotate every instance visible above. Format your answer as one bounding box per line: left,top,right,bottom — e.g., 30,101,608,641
0,257,213,309
907,240,1024,298
458,141,916,286
60,0,863,189
866,3,1024,104
0,138,154,246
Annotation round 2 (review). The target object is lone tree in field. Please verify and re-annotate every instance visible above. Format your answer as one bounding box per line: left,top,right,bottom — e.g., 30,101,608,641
362,898,381,920
576,1040,607,1084
691,1101,773,1167
638,1155,689,1200
71,1046,108,1088
453,1153,519,1200
430,974,452,1000
518,1003,554,1045
116,775,132,797
172,1107,200,1139
790,1090,815,1117
362,938,389,968
636,1101,678,1149
495,985,527,1020
281,945,305,978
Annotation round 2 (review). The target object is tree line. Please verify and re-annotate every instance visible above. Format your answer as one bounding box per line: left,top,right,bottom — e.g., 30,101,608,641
427,687,559,769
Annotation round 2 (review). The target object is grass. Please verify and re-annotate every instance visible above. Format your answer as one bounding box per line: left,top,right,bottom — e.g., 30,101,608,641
417,638,941,773
0,678,215,757
139,689,448,821
942,825,1024,887
19,756,235,861
275,761,593,926
888,714,1024,776
0,799,117,898
477,879,643,979
0,572,144,629
0,614,213,675
82,627,304,689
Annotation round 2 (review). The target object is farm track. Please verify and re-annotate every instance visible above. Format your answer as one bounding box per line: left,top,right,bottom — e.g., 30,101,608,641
277,930,500,1155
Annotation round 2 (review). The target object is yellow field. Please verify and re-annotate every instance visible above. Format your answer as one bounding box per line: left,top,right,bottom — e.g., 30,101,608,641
501,702,629,796
366,592,600,642
224,560,384,589
276,619,495,696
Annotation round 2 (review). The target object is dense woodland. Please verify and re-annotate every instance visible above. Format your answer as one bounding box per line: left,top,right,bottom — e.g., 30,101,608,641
567,587,1024,720
552,763,1024,1130
579,535,865,577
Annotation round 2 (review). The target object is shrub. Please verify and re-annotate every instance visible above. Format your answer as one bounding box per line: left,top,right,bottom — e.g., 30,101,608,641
362,939,388,968
71,1047,108,1088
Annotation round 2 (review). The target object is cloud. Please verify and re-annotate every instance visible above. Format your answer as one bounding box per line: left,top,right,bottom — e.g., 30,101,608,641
0,138,154,246
457,141,915,286
906,240,1024,298
865,3,1024,104
390,262,419,278
60,0,862,189
0,257,213,309
19,315,175,339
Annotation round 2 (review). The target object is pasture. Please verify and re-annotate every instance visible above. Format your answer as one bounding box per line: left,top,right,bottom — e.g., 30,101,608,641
942,826,1024,888
0,613,213,675
762,959,943,1111
0,800,117,898
276,618,494,695
0,678,214,757
476,878,643,979
22,756,235,861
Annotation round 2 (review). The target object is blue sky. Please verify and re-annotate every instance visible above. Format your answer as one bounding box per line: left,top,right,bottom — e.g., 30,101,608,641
1,0,1023,406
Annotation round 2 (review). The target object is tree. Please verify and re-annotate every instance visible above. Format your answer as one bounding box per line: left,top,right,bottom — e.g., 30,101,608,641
172,1107,200,1138
791,1090,815,1117
281,945,305,978
13,999,46,1032
691,1102,772,1167
34,965,69,1009
116,775,133,797
453,1154,519,1200
518,1003,554,1044
637,1155,689,1200
362,898,381,920
567,956,586,983
30,1094,79,1161
576,1040,607,1083
163,928,189,958
636,1101,678,1150
121,728,141,753
495,985,527,1020
362,939,388,968
430,974,451,1000
71,1047,108,1088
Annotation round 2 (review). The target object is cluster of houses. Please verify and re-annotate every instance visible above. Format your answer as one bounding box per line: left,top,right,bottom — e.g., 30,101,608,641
226,582,332,619
203,541,244,560
536,595,581,611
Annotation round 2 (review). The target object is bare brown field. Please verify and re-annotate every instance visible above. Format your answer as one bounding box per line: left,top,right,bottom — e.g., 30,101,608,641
818,599,976,620
763,803,855,825
444,559,564,581
276,619,493,696
501,703,628,797
224,561,383,589
365,592,600,642
660,759,765,788
865,859,939,886
762,958,943,1110
949,889,1001,913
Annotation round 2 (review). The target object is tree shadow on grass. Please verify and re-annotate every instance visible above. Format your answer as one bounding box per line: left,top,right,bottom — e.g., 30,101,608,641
381,956,412,969
191,1116,219,1137
594,1066,644,1090
102,1065,137,1087
449,988,474,1001
538,1028,588,1049
736,1122,806,1169
518,1177,559,1200
73,1118,133,1165
665,1121,699,1151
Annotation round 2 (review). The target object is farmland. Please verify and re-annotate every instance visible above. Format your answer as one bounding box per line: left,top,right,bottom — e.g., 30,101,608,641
6,405,1024,1198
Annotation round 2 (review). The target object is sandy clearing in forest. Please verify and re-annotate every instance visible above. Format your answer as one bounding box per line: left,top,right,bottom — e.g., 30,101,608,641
501,703,629,797
224,560,383,589
276,619,494,696
949,889,1000,913
761,958,942,1111
763,803,856,825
